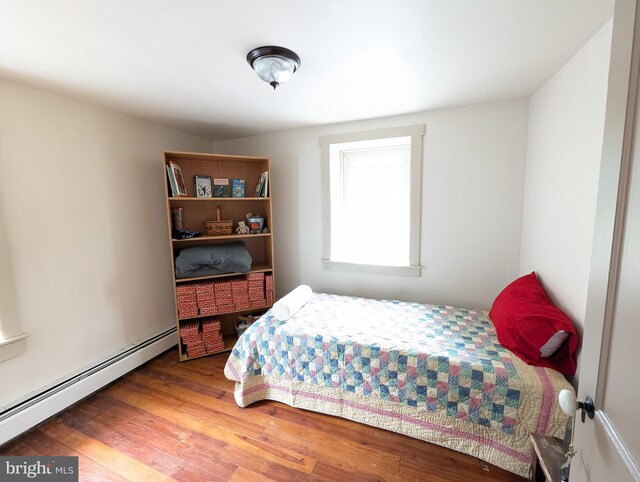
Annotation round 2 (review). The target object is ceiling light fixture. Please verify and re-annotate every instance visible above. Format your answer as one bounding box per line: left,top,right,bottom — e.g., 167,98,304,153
247,46,301,90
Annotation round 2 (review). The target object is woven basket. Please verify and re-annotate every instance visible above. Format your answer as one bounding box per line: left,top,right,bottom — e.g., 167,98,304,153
203,206,233,236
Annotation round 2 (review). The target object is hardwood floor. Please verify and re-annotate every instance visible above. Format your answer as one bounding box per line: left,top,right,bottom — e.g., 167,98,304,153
1,349,526,481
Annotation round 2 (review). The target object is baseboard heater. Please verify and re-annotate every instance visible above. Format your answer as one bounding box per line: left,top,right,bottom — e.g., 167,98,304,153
0,326,177,446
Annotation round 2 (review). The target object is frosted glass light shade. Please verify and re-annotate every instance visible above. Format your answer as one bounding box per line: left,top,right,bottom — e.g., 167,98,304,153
247,46,301,89
253,56,296,84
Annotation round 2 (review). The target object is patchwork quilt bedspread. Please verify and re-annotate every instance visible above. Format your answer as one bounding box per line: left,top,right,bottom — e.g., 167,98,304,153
224,292,573,477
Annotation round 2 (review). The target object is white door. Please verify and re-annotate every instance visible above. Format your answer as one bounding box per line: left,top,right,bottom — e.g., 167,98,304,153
571,0,640,480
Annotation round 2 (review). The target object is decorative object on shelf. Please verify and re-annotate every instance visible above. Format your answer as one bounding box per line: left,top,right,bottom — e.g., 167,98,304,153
203,205,233,236
167,161,188,197
232,179,246,198
173,229,201,240
213,178,230,197
238,315,260,324
195,175,213,198
236,320,251,337
236,221,250,234
246,45,301,90
246,213,265,234
171,207,184,231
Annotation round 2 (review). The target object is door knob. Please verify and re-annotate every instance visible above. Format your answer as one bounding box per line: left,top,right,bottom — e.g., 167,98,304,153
559,389,595,422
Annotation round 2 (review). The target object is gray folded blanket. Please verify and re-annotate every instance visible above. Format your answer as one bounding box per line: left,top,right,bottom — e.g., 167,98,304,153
175,242,252,279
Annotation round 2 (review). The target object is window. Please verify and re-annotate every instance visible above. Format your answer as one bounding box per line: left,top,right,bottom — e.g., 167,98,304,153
321,125,424,276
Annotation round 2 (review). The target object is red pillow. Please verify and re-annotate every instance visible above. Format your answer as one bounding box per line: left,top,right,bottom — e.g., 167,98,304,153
489,272,577,375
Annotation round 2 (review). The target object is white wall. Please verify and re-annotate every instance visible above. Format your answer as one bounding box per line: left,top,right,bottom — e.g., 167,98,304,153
215,100,529,310
0,77,211,409
520,20,612,337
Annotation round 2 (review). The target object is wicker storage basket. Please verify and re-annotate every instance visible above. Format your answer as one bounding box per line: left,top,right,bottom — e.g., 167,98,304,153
203,206,233,236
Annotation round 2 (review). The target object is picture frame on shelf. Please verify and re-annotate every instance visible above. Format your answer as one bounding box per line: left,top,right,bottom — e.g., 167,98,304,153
195,175,213,198
167,161,188,197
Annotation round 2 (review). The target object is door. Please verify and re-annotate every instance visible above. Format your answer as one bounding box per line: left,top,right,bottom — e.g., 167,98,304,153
571,0,640,480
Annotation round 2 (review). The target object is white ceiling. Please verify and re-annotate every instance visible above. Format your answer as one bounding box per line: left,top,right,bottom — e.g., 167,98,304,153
1,1,613,140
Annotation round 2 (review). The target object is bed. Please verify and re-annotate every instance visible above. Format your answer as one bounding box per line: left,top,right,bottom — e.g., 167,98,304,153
224,290,574,477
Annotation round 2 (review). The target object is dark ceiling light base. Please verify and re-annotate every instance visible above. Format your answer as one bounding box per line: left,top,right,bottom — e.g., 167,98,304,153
247,46,301,90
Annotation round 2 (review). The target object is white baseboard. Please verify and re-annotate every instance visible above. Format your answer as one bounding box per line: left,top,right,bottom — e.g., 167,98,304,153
0,327,177,446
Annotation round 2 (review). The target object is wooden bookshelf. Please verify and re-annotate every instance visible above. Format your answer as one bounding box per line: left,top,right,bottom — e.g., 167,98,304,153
163,151,275,361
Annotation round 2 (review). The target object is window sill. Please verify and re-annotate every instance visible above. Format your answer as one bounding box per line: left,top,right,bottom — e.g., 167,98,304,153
0,333,28,363
323,260,421,277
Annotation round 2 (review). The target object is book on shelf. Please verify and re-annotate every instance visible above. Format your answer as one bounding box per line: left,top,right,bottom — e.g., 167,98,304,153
232,179,246,198
166,161,188,197
213,178,230,197
261,171,268,197
254,171,269,198
195,175,213,198
254,175,263,197
166,164,178,197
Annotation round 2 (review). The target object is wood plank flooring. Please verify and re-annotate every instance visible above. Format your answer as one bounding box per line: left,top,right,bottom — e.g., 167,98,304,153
0,349,526,481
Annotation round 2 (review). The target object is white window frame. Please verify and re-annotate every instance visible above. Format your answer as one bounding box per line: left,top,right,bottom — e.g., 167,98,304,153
320,125,424,277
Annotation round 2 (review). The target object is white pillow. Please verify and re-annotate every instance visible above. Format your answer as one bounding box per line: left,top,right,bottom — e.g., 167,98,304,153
272,285,313,321
539,330,569,357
